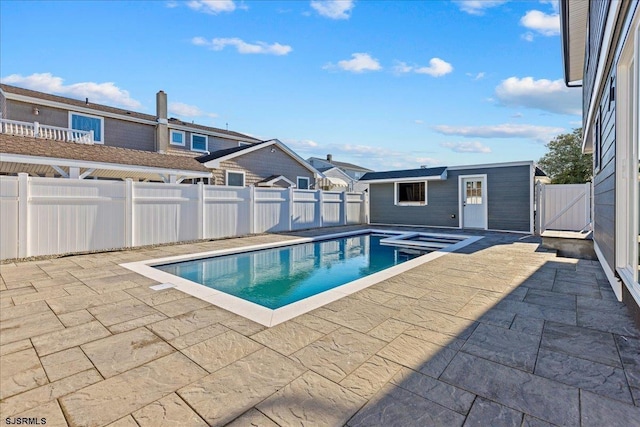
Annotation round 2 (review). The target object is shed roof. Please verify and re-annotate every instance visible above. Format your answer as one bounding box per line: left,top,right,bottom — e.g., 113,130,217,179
360,166,448,182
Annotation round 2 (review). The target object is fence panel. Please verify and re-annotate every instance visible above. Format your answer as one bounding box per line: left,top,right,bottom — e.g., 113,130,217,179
204,186,251,238
538,183,591,233
254,188,289,233
0,177,19,259
133,182,199,246
346,192,365,224
28,178,126,256
322,192,343,226
292,190,320,230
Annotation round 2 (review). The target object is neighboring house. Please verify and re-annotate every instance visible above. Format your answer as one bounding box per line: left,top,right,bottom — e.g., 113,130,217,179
315,166,352,191
0,133,211,183
361,161,538,233
560,1,639,319
0,84,319,186
196,139,321,187
307,154,373,180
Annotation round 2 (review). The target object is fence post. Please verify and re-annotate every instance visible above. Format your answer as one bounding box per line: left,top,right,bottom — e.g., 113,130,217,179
539,183,546,234
342,192,348,225
317,190,323,228
364,191,369,224
33,121,40,138
124,179,133,247
197,181,205,239
249,186,255,234
288,187,294,231
17,173,29,258
585,182,591,230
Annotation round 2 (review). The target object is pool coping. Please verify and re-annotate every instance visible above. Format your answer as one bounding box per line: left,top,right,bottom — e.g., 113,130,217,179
120,229,483,327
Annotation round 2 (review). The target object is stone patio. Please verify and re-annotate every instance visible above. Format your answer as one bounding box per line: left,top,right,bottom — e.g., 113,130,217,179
1,226,639,426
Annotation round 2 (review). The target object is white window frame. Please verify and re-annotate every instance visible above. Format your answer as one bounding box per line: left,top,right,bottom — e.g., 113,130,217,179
170,129,185,146
191,133,208,152
297,176,310,190
615,11,640,304
226,170,245,187
68,111,104,144
394,181,427,206
238,142,251,147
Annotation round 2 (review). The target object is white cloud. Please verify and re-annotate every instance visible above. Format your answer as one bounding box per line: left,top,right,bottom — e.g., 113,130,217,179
192,37,292,55
432,123,565,143
541,0,559,13
165,1,179,8
441,141,492,153
520,10,560,36
1,73,141,109
394,58,453,77
310,0,354,20
455,1,508,15
187,0,237,14
521,32,535,42
466,72,485,80
414,119,425,125
324,53,382,73
169,102,218,119
495,76,581,115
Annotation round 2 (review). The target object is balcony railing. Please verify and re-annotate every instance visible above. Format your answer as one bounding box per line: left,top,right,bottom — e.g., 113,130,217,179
0,119,94,144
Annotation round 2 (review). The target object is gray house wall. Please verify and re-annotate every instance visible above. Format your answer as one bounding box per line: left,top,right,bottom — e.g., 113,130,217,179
369,165,532,232
5,99,156,151
212,145,315,187
168,131,240,153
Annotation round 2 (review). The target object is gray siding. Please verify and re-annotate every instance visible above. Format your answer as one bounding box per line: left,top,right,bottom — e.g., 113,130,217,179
169,132,238,153
212,145,315,187
369,165,532,232
5,99,156,151
589,1,636,272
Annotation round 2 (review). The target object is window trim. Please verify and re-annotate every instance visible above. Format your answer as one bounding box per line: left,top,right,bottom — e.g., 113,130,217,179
68,111,104,144
225,170,245,187
297,176,310,190
191,133,208,152
394,181,427,206
170,130,186,146
238,142,251,147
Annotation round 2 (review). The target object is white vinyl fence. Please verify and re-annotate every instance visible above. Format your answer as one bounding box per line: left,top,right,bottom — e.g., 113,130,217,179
0,174,368,260
536,182,591,233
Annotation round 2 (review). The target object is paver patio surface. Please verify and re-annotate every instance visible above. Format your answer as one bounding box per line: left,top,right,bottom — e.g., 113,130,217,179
1,226,639,426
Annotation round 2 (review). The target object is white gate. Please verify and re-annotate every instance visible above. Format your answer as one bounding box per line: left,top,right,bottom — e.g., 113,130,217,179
536,182,591,233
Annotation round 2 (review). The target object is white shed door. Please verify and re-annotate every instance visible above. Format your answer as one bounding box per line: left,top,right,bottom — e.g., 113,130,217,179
462,177,486,229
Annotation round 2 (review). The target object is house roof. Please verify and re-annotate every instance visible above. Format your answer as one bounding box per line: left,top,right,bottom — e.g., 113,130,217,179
0,84,258,142
360,166,448,182
198,139,322,176
308,157,373,172
196,140,271,162
0,133,211,181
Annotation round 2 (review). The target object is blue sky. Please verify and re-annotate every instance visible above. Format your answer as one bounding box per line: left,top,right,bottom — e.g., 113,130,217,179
0,0,581,171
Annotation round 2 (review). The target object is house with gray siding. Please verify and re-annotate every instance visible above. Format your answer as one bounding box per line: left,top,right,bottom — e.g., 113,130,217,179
361,161,537,234
308,154,373,181
0,84,318,186
560,0,639,320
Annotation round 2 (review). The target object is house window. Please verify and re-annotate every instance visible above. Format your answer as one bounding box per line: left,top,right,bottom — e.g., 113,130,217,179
238,142,251,147
297,177,310,190
191,134,208,152
170,130,185,146
396,182,426,205
69,112,104,143
226,170,245,187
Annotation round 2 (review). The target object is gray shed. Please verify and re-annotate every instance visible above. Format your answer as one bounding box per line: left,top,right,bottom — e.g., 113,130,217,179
360,161,538,233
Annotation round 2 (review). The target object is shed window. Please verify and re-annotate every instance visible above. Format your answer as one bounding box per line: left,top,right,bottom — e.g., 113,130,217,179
396,182,426,205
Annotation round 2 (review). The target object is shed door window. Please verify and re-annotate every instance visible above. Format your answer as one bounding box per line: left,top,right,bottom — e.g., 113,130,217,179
466,181,482,204
397,182,426,204
70,113,103,143
227,172,244,187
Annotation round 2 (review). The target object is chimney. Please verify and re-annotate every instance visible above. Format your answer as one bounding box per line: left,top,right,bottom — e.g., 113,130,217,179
326,154,333,163
156,90,169,153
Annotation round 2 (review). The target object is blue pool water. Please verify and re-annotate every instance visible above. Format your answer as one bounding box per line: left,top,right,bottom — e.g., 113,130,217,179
155,233,429,309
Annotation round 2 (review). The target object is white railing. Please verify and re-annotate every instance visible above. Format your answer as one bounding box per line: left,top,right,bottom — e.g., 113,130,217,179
0,119,94,144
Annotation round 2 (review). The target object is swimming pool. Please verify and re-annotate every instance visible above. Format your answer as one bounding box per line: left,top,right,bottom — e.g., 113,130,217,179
121,229,482,326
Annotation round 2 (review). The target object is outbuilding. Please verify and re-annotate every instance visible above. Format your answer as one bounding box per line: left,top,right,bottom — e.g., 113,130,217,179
360,161,542,234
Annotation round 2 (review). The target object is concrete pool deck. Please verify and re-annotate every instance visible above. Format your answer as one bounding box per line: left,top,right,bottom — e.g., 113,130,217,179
1,226,639,426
